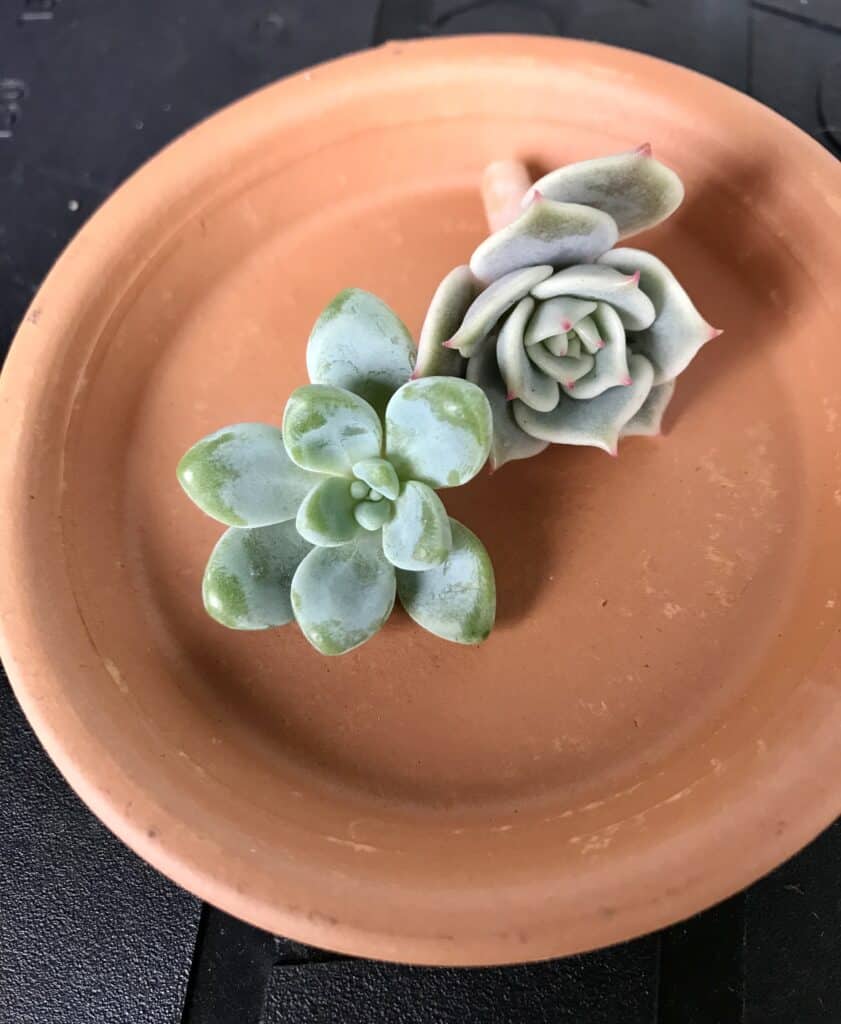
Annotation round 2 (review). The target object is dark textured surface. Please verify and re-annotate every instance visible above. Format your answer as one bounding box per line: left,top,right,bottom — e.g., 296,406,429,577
1,2,840,1023
263,943,659,1024
0,671,201,1024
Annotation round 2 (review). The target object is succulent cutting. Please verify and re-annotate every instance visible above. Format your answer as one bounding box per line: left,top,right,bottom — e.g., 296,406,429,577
179,146,719,655
415,146,721,467
178,290,495,655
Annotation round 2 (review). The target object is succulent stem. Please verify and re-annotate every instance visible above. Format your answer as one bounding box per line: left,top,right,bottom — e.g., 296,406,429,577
480,159,533,233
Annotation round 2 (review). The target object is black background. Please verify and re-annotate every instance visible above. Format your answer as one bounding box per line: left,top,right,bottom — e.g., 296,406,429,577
1,2,840,1022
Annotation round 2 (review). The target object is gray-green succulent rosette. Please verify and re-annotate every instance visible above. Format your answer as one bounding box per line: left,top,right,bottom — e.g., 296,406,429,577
415,146,721,468
178,290,495,656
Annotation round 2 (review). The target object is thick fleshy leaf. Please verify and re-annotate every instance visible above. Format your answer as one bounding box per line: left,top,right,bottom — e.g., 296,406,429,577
296,477,361,547
466,337,548,471
599,248,720,383
397,519,495,645
177,423,321,528
203,521,312,630
513,353,655,454
497,298,559,412
532,264,656,331
525,146,685,239
385,377,492,488
306,289,415,415
545,332,569,357
528,344,594,388
447,265,553,357
354,499,393,531
351,457,400,500
561,303,629,400
382,480,452,571
523,296,597,347
283,385,382,477
572,315,603,355
291,534,396,655
470,198,618,284
415,265,473,378
621,380,676,437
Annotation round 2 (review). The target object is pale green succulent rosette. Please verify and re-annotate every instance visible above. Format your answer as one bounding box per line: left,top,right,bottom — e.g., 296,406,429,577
178,289,496,656
415,146,721,467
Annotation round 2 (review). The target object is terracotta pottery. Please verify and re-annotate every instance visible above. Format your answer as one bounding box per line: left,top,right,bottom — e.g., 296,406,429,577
1,36,840,966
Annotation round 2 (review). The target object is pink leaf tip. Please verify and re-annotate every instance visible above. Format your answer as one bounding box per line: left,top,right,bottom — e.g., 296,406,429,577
528,188,544,205
707,326,724,340
633,142,653,157
441,338,455,349
560,319,572,332
596,338,605,349
626,270,641,285
622,375,632,386
409,368,419,380
505,390,516,401
608,447,619,458
565,381,575,390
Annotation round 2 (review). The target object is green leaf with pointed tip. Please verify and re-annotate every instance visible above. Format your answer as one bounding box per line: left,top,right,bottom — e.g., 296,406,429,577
525,146,684,239
513,353,655,454
397,519,495,645
466,337,548,471
523,296,597,347
296,477,361,547
306,289,416,415
382,480,452,571
352,457,400,500
177,423,322,528
533,264,656,332
385,377,492,489
599,248,720,383
528,343,594,388
621,379,676,437
572,315,602,355
291,534,396,655
203,521,312,630
561,303,629,400
447,265,553,357
497,298,559,412
415,265,474,378
545,332,569,357
470,198,618,284
283,385,382,477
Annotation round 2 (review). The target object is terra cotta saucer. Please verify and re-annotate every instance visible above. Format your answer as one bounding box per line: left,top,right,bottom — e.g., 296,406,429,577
1,36,840,965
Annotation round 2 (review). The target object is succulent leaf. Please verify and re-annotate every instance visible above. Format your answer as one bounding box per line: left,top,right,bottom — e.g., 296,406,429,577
351,456,400,501
599,248,720,383
291,533,396,655
470,198,618,284
533,264,656,332
382,480,452,571
621,379,676,437
560,303,629,400
296,477,362,547
523,296,597,347
385,377,492,489
513,352,655,454
528,343,594,388
525,147,684,239
354,499,393,531
306,289,416,415
177,423,321,528
282,384,383,477
415,265,474,378
397,519,495,645
497,298,560,411
202,521,312,629
447,265,553,357
466,338,548,471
